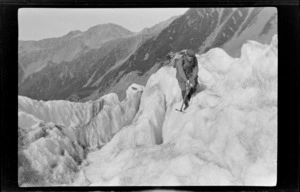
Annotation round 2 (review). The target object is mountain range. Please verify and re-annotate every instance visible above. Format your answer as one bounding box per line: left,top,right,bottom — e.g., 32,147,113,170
18,8,277,101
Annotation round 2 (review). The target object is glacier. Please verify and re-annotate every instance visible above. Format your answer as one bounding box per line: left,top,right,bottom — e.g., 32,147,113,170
18,84,143,185
18,35,277,186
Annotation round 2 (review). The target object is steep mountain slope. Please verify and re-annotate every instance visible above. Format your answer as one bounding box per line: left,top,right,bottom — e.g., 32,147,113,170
88,7,277,102
18,18,177,101
206,7,277,57
18,36,277,186
138,15,179,36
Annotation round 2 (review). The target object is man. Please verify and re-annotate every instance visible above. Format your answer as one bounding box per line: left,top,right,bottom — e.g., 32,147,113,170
173,49,199,110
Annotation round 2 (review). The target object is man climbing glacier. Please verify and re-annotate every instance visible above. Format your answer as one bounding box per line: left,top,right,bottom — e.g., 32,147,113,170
168,49,200,111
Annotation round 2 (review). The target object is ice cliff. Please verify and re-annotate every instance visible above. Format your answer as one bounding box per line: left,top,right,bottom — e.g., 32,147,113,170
18,35,277,186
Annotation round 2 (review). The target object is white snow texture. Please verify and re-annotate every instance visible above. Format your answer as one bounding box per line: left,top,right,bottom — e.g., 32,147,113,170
18,35,277,186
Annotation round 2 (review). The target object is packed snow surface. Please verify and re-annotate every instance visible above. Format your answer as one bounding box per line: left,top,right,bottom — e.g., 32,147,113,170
18,35,277,186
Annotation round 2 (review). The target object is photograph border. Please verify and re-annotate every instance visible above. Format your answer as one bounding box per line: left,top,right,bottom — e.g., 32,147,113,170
1,0,299,191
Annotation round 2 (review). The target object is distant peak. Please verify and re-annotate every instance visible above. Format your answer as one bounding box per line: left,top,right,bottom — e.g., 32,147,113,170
66,30,82,36
87,23,132,33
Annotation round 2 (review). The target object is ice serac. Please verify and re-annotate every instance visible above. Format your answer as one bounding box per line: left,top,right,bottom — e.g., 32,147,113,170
18,84,143,186
83,35,277,186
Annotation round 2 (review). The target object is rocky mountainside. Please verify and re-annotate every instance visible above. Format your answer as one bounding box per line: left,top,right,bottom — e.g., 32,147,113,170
138,15,179,36
18,17,177,101
19,23,134,84
88,7,277,101
18,8,277,102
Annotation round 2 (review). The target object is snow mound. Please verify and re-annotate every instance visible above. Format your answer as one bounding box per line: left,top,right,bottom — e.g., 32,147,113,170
83,35,277,186
18,84,143,186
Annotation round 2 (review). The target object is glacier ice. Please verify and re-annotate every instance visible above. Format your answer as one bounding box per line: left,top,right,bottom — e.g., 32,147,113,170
83,35,277,186
18,35,277,186
18,84,143,186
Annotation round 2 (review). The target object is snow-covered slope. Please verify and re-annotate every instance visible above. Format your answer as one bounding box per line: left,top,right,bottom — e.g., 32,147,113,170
83,35,277,186
18,35,277,186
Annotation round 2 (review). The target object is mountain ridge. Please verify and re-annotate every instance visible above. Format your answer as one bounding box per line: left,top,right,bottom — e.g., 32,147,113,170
18,8,277,102
88,7,277,102
18,22,134,84
18,15,178,101
19,23,134,42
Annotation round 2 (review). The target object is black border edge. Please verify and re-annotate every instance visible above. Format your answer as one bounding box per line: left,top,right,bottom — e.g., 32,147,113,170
1,0,299,191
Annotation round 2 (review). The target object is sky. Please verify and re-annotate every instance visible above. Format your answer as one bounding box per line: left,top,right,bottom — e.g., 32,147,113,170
18,8,189,41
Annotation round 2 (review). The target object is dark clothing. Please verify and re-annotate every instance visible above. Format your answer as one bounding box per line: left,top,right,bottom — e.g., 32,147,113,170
181,80,199,101
174,55,199,103
175,56,198,90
